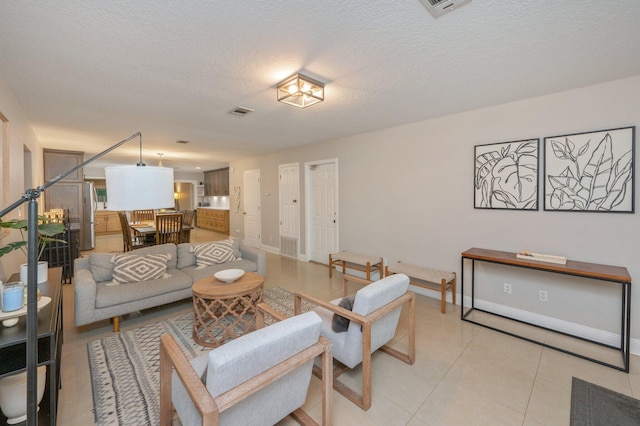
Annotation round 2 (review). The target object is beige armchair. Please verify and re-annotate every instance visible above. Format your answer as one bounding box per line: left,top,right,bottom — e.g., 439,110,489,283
159,308,333,425
295,273,415,410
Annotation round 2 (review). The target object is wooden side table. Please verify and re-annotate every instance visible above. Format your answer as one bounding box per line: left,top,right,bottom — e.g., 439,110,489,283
192,272,264,347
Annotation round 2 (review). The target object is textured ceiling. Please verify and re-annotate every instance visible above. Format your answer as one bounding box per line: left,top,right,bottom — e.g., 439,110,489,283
0,0,639,172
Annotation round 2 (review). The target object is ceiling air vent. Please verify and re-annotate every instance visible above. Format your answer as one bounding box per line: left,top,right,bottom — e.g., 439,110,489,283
419,0,471,18
229,106,254,116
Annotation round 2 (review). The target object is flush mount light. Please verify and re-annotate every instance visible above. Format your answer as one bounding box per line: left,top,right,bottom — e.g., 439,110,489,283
277,73,325,108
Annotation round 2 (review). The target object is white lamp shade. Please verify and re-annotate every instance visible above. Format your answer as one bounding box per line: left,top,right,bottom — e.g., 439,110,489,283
105,165,174,210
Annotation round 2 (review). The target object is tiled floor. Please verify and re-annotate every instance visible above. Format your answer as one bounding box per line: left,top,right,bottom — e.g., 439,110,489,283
57,229,640,425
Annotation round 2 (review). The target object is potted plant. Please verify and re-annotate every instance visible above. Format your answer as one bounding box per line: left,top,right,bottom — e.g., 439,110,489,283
0,216,66,283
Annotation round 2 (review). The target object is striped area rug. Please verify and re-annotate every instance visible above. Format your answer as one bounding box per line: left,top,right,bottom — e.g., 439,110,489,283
87,286,312,425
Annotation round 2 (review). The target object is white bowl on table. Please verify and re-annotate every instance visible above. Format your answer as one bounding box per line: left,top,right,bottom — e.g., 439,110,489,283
214,269,245,283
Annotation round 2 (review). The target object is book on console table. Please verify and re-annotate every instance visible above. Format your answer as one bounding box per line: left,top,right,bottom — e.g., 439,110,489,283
516,251,567,265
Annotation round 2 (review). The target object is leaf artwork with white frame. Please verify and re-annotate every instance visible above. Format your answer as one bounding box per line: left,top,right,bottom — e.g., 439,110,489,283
474,138,539,210
544,126,635,213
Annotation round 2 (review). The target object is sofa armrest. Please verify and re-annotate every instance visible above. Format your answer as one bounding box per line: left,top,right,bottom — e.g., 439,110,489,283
74,258,98,327
239,245,266,277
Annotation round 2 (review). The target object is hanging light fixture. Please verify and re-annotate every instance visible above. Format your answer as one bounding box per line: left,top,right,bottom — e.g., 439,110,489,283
157,152,164,167
105,134,175,211
276,73,325,108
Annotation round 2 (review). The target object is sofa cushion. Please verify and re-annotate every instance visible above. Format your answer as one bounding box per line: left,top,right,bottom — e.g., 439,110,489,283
89,253,116,282
191,239,237,267
95,269,193,308
177,239,242,269
111,253,172,284
126,243,179,270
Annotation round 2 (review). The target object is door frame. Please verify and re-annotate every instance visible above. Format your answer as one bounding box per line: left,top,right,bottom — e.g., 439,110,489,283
304,158,339,263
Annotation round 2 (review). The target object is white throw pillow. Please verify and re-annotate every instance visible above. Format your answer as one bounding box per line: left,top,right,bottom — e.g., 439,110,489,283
191,240,237,268
110,253,171,284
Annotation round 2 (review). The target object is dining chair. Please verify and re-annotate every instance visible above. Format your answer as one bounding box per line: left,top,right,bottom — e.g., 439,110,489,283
180,209,195,243
155,212,183,245
117,211,153,251
131,209,155,222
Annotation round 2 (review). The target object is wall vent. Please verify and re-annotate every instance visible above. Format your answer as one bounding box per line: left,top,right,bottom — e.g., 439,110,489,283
229,106,254,116
280,236,298,259
419,0,471,18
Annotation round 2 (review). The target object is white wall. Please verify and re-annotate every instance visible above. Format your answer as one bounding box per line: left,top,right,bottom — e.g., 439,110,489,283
0,74,44,280
230,75,640,346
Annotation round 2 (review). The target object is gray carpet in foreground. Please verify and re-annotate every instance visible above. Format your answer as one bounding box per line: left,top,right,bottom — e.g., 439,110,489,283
571,377,640,426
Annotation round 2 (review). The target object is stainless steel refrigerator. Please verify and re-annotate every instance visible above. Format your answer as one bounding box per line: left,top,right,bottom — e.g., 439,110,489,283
82,182,96,250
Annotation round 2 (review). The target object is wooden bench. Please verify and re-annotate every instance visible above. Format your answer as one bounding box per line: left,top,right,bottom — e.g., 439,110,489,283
385,262,456,314
329,251,383,281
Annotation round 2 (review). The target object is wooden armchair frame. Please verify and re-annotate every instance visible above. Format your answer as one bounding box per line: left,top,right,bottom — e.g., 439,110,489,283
294,274,415,411
160,303,333,426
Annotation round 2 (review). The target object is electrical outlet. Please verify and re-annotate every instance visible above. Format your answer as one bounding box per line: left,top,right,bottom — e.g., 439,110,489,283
503,283,512,294
539,290,548,302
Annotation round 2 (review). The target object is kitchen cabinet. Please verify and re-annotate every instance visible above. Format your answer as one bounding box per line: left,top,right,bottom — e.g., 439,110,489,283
44,149,84,182
43,149,87,248
44,150,85,217
44,183,83,219
197,208,229,234
203,168,229,196
95,211,121,235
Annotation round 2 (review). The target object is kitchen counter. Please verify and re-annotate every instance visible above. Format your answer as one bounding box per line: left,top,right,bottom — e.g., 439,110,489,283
197,208,229,234
95,210,120,235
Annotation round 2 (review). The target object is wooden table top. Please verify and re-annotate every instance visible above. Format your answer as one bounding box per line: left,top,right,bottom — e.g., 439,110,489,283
192,271,264,298
461,247,631,283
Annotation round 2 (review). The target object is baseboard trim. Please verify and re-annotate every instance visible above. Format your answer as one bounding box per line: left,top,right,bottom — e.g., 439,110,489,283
464,295,639,357
260,244,279,254
407,286,639,357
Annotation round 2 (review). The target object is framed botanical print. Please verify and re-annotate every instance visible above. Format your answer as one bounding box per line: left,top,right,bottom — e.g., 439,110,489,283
544,126,635,212
474,138,539,210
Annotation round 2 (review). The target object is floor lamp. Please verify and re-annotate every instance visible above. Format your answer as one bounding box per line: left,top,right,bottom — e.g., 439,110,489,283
0,132,174,425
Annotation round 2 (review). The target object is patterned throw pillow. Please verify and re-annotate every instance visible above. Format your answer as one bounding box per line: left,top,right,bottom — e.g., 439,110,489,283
191,239,237,268
110,253,171,284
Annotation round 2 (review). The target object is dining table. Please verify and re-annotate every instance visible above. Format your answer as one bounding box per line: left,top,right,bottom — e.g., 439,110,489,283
130,221,194,244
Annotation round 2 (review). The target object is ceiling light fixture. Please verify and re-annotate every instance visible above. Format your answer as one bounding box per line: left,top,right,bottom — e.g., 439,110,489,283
157,153,164,167
276,73,325,108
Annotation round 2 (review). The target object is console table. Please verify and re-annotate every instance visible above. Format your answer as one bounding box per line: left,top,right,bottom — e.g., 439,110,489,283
0,267,63,425
460,248,631,372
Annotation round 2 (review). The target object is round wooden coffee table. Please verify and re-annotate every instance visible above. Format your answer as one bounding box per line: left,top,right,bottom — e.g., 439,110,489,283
192,271,265,347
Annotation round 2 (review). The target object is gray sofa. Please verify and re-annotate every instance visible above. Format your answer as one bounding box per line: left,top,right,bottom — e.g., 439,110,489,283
74,240,266,330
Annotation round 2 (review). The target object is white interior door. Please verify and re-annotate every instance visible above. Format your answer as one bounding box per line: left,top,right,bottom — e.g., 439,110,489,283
279,163,299,238
308,161,338,264
243,169,261,248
